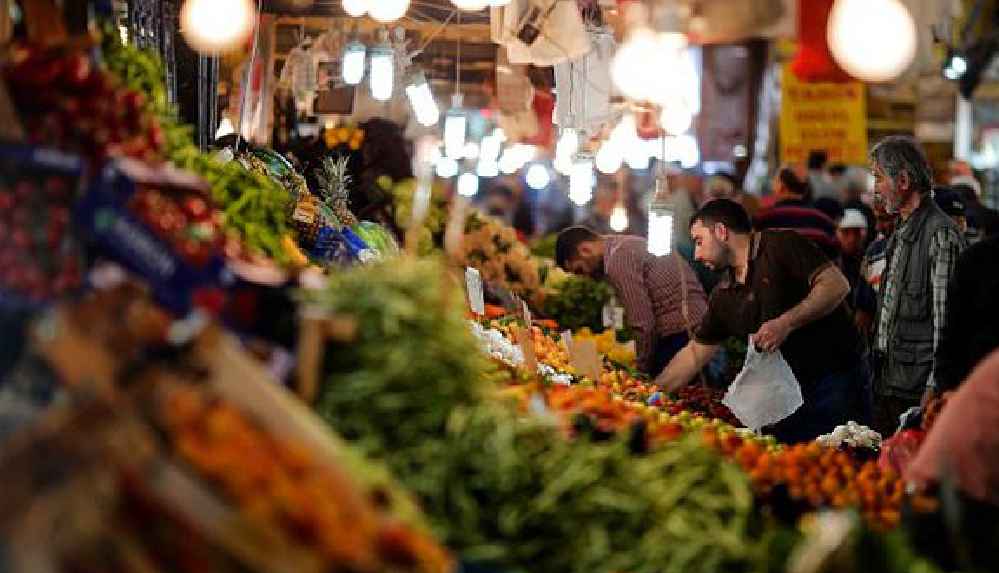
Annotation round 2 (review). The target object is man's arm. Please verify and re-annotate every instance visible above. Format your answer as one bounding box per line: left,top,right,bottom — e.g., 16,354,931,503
655,340,720,392
753,264,850,352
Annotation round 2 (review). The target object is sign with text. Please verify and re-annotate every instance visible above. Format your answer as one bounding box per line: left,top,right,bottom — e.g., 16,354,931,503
514,325,538,374
780,65,867,165
569,338,601,383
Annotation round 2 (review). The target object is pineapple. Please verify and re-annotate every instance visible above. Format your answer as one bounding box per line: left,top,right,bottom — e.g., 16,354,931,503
315,155,358,227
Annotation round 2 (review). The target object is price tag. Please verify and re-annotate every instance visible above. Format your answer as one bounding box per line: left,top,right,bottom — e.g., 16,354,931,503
560,330,573,353
602,303,614,329
569,338,601,382
514,325,538,374
465,267,485,316
613,306,625,330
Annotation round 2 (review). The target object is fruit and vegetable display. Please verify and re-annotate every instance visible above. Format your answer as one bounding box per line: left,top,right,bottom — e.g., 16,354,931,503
304,259,794,573
459,211,544,308
126,184,222,269
4,46,166,165
0,145,84,307
0,11,985,573
99,28,293,264
160,383,451,573
541,273,613,332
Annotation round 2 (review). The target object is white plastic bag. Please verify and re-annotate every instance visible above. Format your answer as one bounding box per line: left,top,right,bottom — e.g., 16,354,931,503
722,337,804,431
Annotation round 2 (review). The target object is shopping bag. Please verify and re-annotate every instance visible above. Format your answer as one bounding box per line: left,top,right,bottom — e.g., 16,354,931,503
722,337,804,431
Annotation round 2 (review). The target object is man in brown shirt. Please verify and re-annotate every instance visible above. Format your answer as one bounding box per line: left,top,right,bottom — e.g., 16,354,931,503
555,227,707,376
656,199,870,443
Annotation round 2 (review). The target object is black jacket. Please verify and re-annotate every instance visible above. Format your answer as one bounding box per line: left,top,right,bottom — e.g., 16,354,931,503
934,236,999,391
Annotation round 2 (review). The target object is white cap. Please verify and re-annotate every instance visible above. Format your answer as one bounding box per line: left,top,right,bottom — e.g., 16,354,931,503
839,208,868,230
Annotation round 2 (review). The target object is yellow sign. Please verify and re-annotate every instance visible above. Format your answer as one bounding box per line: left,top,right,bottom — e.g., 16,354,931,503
780,65,868,165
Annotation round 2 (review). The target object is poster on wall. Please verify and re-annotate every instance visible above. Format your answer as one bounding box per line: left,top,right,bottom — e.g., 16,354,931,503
779,64,867,165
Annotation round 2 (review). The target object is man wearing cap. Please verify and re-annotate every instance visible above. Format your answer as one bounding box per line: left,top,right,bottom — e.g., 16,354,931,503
838,209,878,337
933,186,968,235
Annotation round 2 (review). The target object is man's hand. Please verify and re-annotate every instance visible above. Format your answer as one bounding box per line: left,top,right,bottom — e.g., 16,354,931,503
655,341,719,392
752,315,792,353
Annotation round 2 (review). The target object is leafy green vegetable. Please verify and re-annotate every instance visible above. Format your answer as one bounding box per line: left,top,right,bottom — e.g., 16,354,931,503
543,275,613,332
101,25,291,261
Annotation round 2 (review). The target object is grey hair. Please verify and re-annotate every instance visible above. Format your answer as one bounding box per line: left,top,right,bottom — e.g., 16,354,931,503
869,135,933,194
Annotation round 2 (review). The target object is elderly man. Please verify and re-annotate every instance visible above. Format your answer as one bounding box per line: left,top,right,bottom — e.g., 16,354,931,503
869,136,967,436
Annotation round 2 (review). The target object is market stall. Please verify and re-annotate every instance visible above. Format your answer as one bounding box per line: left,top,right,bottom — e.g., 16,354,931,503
0,1,995,573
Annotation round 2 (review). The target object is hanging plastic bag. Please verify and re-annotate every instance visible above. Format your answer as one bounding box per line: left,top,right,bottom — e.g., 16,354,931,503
722,337,804,431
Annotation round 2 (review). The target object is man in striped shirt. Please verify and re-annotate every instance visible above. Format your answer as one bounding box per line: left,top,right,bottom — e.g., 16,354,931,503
555,227,707,376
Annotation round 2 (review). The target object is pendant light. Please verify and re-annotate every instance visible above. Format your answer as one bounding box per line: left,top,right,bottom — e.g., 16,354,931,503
179,0,256,54
368,41,395,101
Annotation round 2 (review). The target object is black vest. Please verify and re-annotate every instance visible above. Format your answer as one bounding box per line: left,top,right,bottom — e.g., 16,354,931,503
875,198,967,398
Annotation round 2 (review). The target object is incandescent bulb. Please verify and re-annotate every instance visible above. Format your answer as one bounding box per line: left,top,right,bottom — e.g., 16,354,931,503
458,172,480,197
609,204,629,232
368,0,409,22
368,46,395,101
180,0,256,54
827,0,916,82
436,156,459,179
342,41,366,85
525,163,551,190
342,0,368,17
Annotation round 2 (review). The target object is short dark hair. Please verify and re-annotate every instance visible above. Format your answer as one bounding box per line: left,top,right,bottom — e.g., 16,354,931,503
690,199,753,234
870,135,933,194
828,163,848,177
778,166,811,197
555,226,599,268
807,150,828,170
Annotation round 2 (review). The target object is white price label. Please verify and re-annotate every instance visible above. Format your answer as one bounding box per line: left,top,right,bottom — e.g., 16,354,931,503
465,267,485,316
613,306,625,330
602,303,614,329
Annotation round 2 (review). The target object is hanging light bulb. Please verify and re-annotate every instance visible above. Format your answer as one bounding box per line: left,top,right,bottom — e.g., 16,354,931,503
477,161,499,178
625,140,651,171
179,0,256,54
458,172,480,197
525,163,551,190
660,98,693,135
405,69,440,126
609,204,629,232
450,0,490,10
596,142,623,174
480,133,502,163
436,156,459,179
342,0,368,17
827,0,916,82
368,0,409,23
369,44,395,101
648,177,675,256
556,128,579,157
569,156,595,206
611,27,660,102
342,41,366,86
463,142,480,160
444,108,467,160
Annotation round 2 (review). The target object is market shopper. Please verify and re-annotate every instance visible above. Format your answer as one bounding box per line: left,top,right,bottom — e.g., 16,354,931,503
837,209,877,336
554,227,707,376
933,234,999,393
754,165,840,259
869,136,967,436
656,200,869,443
